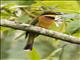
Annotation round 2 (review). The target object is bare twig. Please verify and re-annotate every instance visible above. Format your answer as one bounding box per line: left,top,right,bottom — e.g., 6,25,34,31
59,44,67,60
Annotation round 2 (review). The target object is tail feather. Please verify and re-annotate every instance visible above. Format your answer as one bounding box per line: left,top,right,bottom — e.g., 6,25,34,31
24,32,37,50
24,43,33,50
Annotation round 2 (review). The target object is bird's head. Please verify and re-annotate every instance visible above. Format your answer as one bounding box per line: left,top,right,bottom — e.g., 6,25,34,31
39,11,63,27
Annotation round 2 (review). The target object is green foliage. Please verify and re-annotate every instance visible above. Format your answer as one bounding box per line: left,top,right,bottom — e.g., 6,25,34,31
31,1,80,13
1,1,80,60
1,3,21,20
1,0,35,5
26,48,40,60
66,20,80,35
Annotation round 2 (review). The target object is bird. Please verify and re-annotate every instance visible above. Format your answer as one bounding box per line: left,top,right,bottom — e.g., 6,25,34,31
24,11,62,50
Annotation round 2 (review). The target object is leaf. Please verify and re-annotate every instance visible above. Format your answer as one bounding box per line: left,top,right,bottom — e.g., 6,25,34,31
66,20,80,34
73,30,80,38
17,15,32,23
26,48,40,60
57,21,66,32
0,27,9,32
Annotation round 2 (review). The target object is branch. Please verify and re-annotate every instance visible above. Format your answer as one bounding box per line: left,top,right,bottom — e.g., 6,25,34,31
0,19,80,44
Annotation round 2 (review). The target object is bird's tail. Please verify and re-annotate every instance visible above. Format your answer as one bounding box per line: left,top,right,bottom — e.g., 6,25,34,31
24,43,33,50
24,32,37,50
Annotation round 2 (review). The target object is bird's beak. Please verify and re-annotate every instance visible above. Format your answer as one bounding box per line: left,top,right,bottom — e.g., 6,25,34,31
54,15,62,27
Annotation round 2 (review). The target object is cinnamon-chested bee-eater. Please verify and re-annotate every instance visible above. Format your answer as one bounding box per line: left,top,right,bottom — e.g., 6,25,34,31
24,11,63,50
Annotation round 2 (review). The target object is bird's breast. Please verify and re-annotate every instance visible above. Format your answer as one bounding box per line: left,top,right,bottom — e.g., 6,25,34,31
37,16,53,29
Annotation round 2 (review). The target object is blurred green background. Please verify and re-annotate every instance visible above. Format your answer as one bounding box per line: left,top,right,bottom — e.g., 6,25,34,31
0,0,80,60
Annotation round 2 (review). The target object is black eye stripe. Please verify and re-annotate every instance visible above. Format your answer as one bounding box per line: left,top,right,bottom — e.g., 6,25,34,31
45,16,55,19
